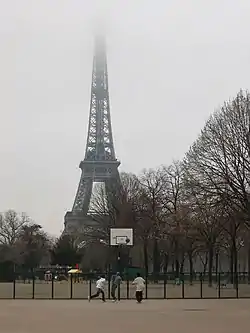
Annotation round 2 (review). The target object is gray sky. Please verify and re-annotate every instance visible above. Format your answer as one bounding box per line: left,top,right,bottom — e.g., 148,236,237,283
1,0,250,235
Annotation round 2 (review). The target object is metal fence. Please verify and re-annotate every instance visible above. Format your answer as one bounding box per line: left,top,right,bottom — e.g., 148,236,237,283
0,272,250,299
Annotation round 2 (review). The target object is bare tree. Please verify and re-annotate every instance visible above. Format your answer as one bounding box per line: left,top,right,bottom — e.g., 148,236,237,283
160,161,186,277
184,90,250,281
80,172,140,271
88,172,139,238
0,210,29,246
177,207,200,284
186,91,250,225
138,167,166,274
220,204,245,284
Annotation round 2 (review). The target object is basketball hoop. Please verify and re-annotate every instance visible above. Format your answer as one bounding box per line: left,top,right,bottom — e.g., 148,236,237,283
109,228,133,274
110,228,133,246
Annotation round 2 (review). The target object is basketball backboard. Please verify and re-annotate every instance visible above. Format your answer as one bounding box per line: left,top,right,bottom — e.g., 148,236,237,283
110,228,133,246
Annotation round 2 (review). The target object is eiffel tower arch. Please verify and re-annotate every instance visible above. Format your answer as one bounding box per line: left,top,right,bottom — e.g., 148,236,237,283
63,35,121,234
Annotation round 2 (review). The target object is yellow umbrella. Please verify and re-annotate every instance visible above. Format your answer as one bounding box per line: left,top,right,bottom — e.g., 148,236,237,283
68,269,82,274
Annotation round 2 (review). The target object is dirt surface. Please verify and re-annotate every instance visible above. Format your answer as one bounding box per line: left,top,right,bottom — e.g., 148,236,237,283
0,299,249,333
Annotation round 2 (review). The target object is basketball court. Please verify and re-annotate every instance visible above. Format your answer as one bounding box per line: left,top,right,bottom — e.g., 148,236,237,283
0,299,249,333
1,228,248,333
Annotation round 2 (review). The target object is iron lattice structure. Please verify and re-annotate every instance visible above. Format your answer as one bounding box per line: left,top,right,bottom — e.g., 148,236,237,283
64,35,120,234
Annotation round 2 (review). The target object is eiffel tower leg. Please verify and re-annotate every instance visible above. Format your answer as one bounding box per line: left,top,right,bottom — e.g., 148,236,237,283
64,178,93,234
73,177,93,213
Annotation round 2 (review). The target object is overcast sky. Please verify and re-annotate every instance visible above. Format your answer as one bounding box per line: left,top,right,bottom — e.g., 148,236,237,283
1,0,250,235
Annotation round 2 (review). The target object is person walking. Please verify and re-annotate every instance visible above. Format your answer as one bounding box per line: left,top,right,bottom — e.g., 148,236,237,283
111,272,122,302
132,272,145,303
88,275,106,302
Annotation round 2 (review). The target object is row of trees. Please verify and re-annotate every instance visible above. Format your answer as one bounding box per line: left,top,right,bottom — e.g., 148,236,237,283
1,90,250,285
0,210,82,280
83,90,250,284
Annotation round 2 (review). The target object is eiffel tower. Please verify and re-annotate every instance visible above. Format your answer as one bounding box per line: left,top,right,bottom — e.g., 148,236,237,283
64,35,120,234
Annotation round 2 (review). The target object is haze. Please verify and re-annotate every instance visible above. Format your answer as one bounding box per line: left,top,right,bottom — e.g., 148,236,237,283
1,0,250,235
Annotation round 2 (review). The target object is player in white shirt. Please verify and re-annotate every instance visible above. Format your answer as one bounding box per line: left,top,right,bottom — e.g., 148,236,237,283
88,275,106,302
132,272,145,303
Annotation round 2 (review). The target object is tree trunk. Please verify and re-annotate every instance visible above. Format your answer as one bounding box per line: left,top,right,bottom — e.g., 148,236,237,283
174,239,180,278
208,246,214,287
188,251,193,285
171,260,175,272
230,246,234,284
163,253,169,274
180,253,185,274
143,239,148,276
248,244,250,284
215,252,219,282
202,252,208,275
153,238,160,275
232,240,238,288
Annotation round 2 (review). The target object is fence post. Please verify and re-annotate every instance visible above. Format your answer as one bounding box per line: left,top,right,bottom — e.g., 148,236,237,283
163,275,167,299
126,277,129,299
32,271,35,299
51,274,54,299
199,273,203,298
218,272,221,298
181,274,185,299
70,274,73,299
